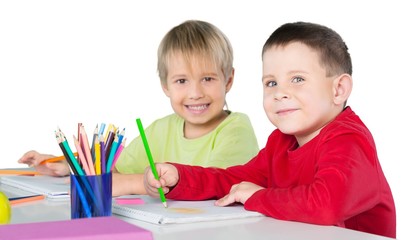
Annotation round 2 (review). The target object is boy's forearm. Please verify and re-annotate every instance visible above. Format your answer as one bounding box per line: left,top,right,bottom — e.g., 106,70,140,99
112,172,146,196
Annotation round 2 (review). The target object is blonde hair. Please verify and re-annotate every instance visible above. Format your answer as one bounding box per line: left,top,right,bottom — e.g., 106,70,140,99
157,20,233,85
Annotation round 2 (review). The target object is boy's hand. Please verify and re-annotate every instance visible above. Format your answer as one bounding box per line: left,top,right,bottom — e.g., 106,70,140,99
215,181,264,206
18,150,70,177
144,163,179,197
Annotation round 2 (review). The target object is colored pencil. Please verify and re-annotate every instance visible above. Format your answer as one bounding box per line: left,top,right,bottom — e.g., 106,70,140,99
0,169,41,176
90,124,98,160
10,195,45,205
94,135,101,175
98,123,106,136
77,123,83,164
79,125,96,175
40,152,78,165
71,175,92,218
117,128,125,147
136,118,167,208
111,137,126,171
73,135,92,176
106,135,119,173
58,130,84,176
55,131,78,175
103,129,115,162
100,135,106,174
104,124,113,141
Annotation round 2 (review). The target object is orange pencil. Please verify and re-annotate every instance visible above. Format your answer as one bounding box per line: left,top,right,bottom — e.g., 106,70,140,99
40,152,78,165
10,195,45,205
0,169,41,175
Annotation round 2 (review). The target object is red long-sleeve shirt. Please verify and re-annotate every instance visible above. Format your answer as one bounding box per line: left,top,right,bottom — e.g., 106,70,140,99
167,107,396,238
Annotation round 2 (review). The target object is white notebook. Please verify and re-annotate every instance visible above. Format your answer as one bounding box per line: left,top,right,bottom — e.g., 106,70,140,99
112,195,263,224
0,175,70,199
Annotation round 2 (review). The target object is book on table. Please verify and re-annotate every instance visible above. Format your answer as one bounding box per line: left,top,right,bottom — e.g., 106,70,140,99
112,195,263,225
0,216,153,240
0,174,69,199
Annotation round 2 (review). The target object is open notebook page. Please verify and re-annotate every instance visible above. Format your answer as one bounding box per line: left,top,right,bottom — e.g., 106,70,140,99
0,175,69,199
112,195,263,224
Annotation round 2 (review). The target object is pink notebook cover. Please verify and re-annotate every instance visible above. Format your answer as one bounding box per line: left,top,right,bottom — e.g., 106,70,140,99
0,216,153,240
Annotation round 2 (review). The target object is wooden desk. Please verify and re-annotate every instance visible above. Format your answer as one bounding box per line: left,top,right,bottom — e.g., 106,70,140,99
1,183,395,240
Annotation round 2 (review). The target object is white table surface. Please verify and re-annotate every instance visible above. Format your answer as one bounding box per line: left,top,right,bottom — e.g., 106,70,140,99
0,183,395,240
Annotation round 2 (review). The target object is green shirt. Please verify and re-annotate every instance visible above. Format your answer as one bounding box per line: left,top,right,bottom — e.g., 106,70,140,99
115,112,259,174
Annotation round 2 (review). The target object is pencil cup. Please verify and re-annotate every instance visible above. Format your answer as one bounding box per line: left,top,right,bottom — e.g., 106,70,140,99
70,172,112,219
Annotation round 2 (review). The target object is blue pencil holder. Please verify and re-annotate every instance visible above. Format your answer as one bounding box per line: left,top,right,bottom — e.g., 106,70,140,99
70,172,112,219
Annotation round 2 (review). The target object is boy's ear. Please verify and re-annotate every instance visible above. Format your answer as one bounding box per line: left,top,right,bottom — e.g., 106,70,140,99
161,82,170,97
333,74,353,105
225,68,235,93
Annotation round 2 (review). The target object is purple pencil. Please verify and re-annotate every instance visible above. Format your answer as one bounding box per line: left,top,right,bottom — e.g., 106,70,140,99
100,135,106,174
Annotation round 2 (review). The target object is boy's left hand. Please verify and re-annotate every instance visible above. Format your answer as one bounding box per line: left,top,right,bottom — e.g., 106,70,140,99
215,181,264,206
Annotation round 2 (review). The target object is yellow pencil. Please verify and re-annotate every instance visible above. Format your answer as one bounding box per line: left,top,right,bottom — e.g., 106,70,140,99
104,124,114,141
95,135,101,175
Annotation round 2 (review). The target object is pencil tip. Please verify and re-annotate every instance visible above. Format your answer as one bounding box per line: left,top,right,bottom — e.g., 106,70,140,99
163,202,168,208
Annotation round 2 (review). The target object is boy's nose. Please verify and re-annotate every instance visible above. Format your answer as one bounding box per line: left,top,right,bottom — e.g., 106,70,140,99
189,82,205,99
273,86,289,100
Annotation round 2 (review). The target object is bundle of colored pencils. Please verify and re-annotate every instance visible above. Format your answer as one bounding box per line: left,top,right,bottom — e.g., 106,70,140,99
55,123,126,176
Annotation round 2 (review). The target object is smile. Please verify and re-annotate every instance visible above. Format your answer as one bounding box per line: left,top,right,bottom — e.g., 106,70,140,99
186,104,209,111
276,108,297,116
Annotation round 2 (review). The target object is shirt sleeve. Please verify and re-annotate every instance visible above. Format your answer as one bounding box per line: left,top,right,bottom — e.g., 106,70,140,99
167,147,270,200
244,130,382,226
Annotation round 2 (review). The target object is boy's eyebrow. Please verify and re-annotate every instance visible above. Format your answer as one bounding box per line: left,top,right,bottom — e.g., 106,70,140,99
168,73,187,80
170,72,220,79
262,70,309,81
262,74,273,81
202,72,219,77
171,74,186,78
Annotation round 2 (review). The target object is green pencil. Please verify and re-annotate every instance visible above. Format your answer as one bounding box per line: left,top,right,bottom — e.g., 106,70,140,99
136,118,167,208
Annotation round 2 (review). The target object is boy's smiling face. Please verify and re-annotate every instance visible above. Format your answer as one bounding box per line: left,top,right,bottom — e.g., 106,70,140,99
162,52,233,138
262,42,346,146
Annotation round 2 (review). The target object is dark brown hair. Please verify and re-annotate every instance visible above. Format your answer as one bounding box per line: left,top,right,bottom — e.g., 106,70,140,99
262,21,352,77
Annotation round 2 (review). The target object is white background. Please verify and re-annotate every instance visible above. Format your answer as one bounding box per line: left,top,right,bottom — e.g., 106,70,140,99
0,0,401,238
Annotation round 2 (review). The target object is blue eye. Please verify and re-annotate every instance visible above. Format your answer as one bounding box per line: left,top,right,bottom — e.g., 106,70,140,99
292,77,304,83
265,81,277,87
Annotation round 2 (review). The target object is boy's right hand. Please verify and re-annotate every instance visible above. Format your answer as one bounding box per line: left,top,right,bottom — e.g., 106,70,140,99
18,150,70,177
143,163,179,197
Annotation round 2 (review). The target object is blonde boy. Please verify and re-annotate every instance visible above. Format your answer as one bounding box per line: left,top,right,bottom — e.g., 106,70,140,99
19,20,259,196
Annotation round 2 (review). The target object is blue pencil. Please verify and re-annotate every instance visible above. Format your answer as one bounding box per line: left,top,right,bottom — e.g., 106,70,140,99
98,123,106,136
106,136,118,173
71,175,92,218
